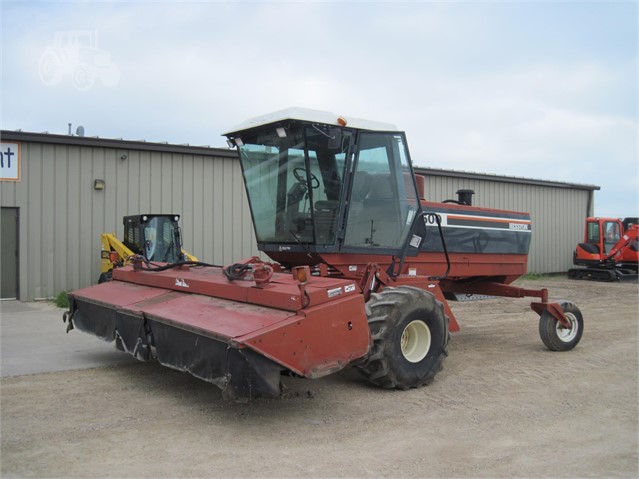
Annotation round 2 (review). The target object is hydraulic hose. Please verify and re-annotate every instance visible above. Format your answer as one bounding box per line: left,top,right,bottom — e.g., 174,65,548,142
133,257,222,272
223,263,253,281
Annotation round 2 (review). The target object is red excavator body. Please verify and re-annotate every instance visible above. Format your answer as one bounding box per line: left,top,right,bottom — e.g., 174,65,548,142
569,217,638,281
64,108,584,401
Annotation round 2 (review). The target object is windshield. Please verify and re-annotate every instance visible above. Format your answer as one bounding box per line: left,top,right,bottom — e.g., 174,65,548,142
143,217,180,262
237,124,351,245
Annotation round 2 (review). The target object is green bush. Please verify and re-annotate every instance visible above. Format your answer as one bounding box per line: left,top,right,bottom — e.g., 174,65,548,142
54,291,70,309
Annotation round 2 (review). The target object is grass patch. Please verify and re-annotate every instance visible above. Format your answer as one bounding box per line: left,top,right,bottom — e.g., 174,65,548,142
521,273,547,281
53,291,70,309
520,272,567,281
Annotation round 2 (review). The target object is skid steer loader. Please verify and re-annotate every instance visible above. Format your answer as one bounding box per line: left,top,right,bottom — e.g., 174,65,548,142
64,108,584,401
99,214,197,283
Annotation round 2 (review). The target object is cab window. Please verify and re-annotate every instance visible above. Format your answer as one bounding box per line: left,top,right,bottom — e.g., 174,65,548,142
344,132,418,250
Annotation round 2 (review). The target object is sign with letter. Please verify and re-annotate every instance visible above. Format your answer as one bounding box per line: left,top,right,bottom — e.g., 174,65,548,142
0,142,21,181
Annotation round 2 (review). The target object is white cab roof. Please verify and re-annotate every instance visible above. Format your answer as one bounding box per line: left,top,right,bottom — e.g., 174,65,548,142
222,107,398,136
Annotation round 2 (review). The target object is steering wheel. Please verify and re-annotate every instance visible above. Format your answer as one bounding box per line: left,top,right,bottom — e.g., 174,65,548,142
293,168,320,189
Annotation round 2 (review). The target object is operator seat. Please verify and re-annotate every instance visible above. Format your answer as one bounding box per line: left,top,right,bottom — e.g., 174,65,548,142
312,172,376,245
345,173,401,247
362,174,401,246
352,171,372,202
314,200,339,244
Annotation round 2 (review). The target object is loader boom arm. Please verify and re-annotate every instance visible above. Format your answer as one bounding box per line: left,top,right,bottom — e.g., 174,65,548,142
100,233,135,273
181,249,198,262
605,227,638,263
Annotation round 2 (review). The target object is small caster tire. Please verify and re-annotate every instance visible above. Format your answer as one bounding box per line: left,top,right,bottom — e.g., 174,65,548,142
539,301,583,351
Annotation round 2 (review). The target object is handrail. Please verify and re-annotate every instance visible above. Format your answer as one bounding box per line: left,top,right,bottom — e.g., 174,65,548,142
386,210,451,280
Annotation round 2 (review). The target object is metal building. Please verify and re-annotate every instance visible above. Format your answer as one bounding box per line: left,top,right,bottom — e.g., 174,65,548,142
415,167,599,274
0,131,599,301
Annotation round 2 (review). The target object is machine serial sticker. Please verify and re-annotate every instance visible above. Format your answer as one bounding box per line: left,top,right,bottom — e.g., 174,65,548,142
327,287,343,298
344,284,356,293
175,278,190,288
410,234,422,248
348,265,357,272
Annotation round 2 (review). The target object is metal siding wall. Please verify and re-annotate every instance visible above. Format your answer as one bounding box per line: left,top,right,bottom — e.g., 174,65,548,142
53,146,67,300
0,140,258,300
421,174,587,274
211,159,224,263
29,143,43,298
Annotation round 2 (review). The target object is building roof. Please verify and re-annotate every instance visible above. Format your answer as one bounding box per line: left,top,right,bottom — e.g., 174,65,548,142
0,130,237,158
414,166,600,191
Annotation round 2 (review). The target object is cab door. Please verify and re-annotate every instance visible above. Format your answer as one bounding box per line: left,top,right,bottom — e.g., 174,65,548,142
342,132,419,253
602,220,621,254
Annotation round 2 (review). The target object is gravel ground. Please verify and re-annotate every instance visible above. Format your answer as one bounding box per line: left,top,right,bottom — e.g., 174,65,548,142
1,277,637,478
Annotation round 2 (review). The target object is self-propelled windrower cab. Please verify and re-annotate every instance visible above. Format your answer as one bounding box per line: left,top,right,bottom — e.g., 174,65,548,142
64,108,583,401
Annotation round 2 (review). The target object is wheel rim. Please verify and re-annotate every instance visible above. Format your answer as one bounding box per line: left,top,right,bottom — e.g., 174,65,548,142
556,312,579,343
400,320,431,363
73,66,94,91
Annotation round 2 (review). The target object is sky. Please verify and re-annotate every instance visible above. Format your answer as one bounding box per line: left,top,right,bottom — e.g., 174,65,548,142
1,0,637,218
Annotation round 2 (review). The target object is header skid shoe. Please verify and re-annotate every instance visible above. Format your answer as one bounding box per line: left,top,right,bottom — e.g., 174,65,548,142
64,265,370,401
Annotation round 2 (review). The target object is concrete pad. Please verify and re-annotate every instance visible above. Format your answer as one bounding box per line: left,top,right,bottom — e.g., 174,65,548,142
0,300,137,377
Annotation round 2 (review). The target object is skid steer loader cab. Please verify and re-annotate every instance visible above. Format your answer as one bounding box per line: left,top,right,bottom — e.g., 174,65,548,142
123,214,183,263
225,108,422,263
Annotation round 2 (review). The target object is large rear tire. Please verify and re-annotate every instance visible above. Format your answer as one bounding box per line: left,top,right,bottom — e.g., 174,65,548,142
539,301,583,351
358,286,449,390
